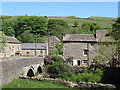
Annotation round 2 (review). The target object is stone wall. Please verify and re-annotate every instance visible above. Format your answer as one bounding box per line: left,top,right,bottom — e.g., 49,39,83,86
63,42,98,66
19,75,116,89
0,57,44,85
63,42,88,60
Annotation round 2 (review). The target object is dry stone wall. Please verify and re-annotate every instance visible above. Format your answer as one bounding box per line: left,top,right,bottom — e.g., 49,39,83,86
19,75,116,89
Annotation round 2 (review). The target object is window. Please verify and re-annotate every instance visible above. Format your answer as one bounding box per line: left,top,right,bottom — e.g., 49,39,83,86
68,61,73,65
84,49,88,55
40,50,43,54
18,46,20,50
90,43,94,46
82,60,88,65
77,60,81,66
26,52,29,54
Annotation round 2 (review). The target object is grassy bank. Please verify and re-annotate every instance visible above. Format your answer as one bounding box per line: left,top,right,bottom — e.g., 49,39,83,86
2,79,68,88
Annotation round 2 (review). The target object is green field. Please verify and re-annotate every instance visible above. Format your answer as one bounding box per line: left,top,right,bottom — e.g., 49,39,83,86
48,16,116,28
48,16,116,34
2,79,68,88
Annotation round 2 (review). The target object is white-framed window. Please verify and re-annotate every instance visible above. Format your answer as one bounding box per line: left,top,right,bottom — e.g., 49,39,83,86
83,49,88,56
82,60,88,65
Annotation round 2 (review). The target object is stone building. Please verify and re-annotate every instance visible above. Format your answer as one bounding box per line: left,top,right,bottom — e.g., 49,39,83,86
46,36,61,54
63,30,114,67
21,43,48,57
1,36,22,58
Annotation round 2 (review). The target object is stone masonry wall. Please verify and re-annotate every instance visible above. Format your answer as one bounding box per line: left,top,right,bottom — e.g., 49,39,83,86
63,42,98,66
0,57,44,85
63,42,88,60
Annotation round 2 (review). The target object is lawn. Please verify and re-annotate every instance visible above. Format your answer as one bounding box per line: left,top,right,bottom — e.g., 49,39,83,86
2,79,69,88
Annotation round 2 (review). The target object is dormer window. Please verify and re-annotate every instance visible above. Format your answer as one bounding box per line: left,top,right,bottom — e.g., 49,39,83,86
84,49,88,56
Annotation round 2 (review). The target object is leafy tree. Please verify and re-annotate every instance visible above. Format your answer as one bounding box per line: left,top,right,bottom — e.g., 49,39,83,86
47,55,71,78
110,17,120,40
74,21,79,27
110,17,120,61
14,16,48,42
52,55,64,62
93,43,117,65
2,18,15,36
47,19,69,40
82,22,100,33
0,31,7,52
51,43,63,55
17,30,35,43
48,62,71,78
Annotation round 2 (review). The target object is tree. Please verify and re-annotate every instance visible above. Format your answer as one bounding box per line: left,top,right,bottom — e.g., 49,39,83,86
110,17,120,40
47,56,71,78
17,30,35,43
2,18,15,36
14,16,48,42
74,21,79,27
81,22,100,34
51,43,63,55
93,43,117,65
110,17,120,61
0,31,7,53
47,19,69,40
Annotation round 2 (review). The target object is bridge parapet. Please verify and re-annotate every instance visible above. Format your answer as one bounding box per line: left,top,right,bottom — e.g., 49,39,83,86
1,57,44,85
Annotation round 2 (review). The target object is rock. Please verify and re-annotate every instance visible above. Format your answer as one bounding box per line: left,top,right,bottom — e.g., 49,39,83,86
105,84,116,88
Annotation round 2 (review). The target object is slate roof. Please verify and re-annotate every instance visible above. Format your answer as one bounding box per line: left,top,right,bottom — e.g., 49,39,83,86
7,36,21,44
63,34,96,42
63,30,115,42
22,43,47,50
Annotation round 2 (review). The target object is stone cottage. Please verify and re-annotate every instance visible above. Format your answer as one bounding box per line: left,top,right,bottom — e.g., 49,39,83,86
63,30,114,67
46,36,61,54
21,43,48,57
1,36,22,58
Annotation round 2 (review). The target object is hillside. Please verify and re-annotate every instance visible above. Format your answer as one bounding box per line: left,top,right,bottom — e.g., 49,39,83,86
0,16,116,30
47,16,116,34
0,16,117,42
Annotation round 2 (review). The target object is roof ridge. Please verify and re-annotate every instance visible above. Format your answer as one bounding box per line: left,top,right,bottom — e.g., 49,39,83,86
65,34,94,35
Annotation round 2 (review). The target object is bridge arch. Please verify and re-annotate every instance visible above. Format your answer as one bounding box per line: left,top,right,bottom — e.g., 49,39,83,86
27,68,34,77
37,65,42,73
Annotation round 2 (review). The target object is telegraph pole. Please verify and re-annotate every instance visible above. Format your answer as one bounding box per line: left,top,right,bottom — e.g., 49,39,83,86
87,43,90,67
48,34,50,55
35,33,37,57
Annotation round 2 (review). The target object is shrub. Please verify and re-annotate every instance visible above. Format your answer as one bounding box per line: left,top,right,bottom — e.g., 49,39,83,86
48,62,71,78
77,72,101,83
94,68,103,76
61,68,104,83
52,56,64,63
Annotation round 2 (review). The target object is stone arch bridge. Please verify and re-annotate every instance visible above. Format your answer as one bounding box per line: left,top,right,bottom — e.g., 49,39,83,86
23,63,43,77
1,57,44,85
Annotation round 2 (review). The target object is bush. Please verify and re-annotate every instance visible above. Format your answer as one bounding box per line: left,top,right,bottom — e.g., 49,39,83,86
48,62,71,78
94,68,103,76
52,56,64,63
77,72,101,83
61,68,103,83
